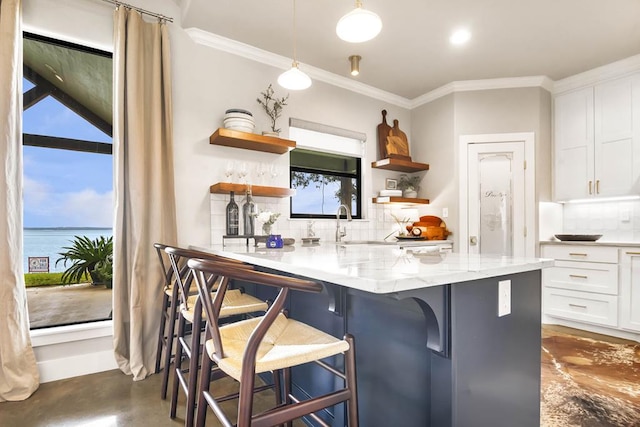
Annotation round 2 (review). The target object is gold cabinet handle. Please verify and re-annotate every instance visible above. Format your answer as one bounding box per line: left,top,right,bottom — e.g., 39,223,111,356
569,303,587,309
626,251,640,255
588,180,593,195
596,180,600,194
568,252,588,257
569,274,588,279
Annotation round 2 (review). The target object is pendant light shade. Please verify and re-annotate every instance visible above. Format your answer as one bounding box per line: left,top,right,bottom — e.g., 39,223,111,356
279,0,312,91
278,61,312,90
336,1,382,43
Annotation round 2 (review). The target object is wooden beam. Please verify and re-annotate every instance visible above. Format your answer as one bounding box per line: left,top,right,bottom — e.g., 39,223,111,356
23,64,113,137
23,85,51,110
23,133,113,155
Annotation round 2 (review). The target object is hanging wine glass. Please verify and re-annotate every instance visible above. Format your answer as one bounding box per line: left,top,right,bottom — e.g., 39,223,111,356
237,161,249,185
224,161,235,182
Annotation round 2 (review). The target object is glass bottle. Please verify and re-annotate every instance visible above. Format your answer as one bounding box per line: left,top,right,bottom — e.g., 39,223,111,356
225,191,239,236
242,187,257,236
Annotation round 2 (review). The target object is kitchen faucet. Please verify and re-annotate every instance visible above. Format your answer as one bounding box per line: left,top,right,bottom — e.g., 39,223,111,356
335,204,352,242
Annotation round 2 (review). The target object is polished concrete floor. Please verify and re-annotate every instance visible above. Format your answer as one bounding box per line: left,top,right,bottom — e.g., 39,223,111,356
0,368,296,427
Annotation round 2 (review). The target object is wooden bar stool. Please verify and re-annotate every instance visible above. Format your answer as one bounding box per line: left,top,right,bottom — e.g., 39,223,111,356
165,246,268,427
189,257,359,427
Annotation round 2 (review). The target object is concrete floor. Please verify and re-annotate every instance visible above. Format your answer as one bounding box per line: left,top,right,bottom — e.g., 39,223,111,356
0,368,302,427
26,283,112,328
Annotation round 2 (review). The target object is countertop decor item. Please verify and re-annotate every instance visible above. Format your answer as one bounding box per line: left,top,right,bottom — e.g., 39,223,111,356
256,84,289,134
255,210,281,235
554,234,603,242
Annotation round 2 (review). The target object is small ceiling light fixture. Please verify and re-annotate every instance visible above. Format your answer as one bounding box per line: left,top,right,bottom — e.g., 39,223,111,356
336,0,382,43
278,0,312,90
349,55,361,76
450,28,472,46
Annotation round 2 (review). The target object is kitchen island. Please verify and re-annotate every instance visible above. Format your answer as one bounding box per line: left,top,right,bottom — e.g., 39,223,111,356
194,242,552,427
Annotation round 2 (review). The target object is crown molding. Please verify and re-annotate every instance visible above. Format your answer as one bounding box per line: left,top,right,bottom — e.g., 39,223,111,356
186,28,554,110
410,76,554,108
553,54,640,94
185,28,412,109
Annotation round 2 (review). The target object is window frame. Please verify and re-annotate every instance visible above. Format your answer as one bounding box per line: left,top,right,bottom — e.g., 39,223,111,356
289,154,362,220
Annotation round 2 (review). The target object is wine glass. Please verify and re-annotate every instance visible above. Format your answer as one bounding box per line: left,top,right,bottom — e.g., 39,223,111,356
269,164,279,180
255,163,267,185
224,161,235,182
237,161,248,184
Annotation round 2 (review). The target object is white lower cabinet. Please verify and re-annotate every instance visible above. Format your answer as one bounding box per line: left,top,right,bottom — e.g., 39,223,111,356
620,249,640,332
542,243,640,340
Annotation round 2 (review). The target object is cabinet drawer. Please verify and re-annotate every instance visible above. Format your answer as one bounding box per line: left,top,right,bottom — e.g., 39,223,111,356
542,245,618,263
543,288,618,327
543,261,618,295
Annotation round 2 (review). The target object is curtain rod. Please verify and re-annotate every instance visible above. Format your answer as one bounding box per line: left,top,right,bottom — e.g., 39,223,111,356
101,0,174,23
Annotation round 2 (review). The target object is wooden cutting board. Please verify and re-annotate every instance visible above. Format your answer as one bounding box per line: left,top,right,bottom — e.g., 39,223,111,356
387,119,410,159
377,110,392,159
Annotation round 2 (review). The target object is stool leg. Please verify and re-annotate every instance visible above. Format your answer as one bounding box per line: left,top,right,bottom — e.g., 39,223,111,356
170,313,186,418
283,367,292,427
185,305,203,427
237,365,257,426
195,341,213,427
161,285,179,399
155,292,170,374
345,334,359,427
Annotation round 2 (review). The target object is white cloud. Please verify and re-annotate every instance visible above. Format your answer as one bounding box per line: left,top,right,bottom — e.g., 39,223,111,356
23,176,113,227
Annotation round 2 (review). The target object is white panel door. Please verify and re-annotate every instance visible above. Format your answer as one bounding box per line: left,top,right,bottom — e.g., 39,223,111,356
468,142,525,257
553,87,593,200
594,75,640,197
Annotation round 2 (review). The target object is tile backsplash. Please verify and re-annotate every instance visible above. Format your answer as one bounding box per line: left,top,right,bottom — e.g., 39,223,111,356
210,193,429,246
562,200,640,242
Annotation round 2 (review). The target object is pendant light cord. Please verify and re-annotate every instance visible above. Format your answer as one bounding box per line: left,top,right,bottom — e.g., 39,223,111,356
292,0,298,64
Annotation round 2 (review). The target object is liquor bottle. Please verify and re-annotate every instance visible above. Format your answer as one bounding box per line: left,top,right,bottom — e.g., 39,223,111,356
242,187,257,236
225,191,239,235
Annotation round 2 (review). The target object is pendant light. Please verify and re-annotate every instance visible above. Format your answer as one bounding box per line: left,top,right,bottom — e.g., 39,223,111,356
336,0,382,43
278,0,312,90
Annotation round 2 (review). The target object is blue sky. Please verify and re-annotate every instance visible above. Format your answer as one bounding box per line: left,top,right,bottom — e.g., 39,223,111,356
23,79,113,228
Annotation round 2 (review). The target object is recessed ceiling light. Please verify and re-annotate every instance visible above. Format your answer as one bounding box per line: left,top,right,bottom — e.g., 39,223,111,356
450,28,471,46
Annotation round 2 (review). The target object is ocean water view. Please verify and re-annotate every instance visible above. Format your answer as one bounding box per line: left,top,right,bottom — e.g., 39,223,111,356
23,228,113,273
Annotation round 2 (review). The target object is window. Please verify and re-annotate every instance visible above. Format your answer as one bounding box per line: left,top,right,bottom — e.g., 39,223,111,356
289,122,364,219
23,33,113,329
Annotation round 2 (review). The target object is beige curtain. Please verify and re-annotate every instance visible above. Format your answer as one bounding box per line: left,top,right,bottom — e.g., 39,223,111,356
112,7,177,380
0,0,40,401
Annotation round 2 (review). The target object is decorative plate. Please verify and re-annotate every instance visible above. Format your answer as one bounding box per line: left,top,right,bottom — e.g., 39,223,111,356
554,234,603,242
395,235,428,241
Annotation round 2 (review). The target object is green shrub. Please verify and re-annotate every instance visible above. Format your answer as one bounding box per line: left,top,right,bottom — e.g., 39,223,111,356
56,235,113,285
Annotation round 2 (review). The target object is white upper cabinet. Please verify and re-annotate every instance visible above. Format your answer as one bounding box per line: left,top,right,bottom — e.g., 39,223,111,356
554,87,594,200
554,74,640,201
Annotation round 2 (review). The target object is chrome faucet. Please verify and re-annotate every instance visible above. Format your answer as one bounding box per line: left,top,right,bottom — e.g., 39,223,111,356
335,204,352,242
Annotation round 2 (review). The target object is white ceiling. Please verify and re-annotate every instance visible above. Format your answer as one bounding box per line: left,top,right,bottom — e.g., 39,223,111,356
177,0,640,100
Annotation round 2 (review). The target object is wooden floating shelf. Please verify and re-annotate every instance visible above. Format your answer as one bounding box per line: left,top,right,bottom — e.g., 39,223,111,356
372,197,430,205
371,158,430,173
210,128,296,154
210,182,295,198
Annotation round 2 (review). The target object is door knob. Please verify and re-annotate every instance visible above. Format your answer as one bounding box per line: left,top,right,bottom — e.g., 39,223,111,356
470,236,478,245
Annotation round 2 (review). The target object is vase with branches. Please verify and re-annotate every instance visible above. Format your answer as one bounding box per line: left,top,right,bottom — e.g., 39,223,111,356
256,84,289,134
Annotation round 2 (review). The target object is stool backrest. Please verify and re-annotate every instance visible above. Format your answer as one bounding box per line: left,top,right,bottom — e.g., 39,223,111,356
188,257,323,375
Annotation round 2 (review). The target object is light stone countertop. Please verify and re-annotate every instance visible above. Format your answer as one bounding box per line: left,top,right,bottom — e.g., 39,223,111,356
540,240,640,247
193,243,553,294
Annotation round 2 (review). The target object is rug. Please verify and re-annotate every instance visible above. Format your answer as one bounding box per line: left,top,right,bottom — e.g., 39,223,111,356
541,328,640,427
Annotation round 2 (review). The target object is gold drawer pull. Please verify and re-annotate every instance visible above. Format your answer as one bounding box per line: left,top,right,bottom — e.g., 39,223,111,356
569,303,587,309
568,253,588,257
626,251,640,255
569,274,588,279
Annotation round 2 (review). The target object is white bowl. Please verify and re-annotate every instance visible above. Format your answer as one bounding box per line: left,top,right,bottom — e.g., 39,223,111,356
225,124,254,133
224,113,254,122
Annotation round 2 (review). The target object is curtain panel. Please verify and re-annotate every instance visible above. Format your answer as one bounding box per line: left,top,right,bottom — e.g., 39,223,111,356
0,0,40,401
112,7,177,380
